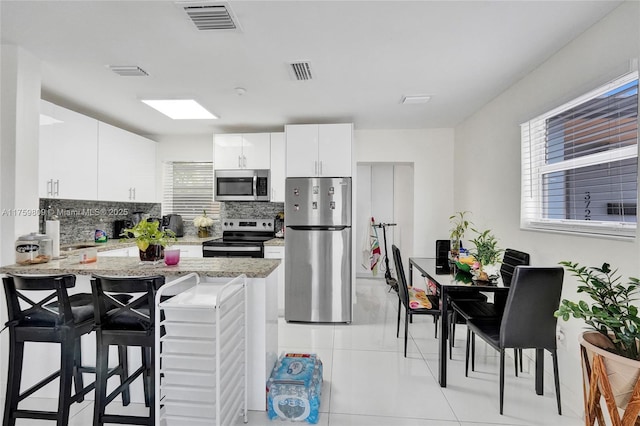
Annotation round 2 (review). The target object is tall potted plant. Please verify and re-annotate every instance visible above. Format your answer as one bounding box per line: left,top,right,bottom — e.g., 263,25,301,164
555,261,640,422
449,211,471,256
122,218,176,262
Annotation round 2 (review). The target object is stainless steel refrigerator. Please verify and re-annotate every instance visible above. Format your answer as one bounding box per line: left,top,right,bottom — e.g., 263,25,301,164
285,177,352,323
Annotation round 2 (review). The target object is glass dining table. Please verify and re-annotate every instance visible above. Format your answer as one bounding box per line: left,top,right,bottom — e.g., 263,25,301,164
408,257,545,395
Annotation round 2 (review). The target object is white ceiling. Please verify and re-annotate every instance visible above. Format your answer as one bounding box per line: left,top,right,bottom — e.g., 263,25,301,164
1,0,623,139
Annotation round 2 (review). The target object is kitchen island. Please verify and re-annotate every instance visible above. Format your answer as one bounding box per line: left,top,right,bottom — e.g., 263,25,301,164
0,256,280,411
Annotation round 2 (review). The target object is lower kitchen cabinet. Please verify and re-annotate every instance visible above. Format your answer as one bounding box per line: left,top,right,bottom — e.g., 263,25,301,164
264,245,285,316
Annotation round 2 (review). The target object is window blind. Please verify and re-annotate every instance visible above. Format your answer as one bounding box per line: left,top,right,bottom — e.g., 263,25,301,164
162,162,219,220
521,71,639,238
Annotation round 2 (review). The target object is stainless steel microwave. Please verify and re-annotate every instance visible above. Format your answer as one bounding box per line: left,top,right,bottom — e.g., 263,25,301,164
214,169,270,202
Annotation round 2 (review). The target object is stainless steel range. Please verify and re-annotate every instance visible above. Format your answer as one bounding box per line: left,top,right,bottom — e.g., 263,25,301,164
202,218,275,258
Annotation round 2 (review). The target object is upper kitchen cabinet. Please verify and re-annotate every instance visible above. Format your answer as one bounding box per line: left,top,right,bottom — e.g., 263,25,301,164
214,133,271,170
39,100,99,200
270,132,285,202
97,122,157,202
285,123,353,177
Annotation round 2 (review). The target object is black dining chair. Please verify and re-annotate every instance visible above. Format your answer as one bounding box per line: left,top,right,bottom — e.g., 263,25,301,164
2,274,95,426
449,248,530,364
91,274,164,426
392,245,441,357
464,266,564,415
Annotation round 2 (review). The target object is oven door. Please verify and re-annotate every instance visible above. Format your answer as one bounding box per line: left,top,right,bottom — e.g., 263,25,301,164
203,244,263,258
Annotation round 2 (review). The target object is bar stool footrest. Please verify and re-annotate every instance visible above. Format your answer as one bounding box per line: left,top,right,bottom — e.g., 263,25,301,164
100,414,151,425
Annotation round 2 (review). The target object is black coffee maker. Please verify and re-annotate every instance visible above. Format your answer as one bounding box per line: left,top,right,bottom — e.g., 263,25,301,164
113,219,132,238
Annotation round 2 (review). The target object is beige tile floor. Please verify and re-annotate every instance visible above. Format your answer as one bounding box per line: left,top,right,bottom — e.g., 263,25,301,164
1,278,584,425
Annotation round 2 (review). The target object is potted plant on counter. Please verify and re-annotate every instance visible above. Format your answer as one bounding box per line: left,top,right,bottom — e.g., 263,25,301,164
555,261,640,424
194,210,215,238
122,218,176,262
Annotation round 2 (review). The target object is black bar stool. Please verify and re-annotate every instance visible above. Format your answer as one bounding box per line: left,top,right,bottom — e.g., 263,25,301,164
2,274,95,426
90,274,164,426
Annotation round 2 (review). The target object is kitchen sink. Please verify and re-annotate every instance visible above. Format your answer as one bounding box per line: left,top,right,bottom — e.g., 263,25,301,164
61,244,96,251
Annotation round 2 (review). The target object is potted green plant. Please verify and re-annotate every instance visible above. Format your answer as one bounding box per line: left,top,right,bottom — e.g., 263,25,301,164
122,218,177,262
449,211,471,256
468,228,503,281
555,261,640,418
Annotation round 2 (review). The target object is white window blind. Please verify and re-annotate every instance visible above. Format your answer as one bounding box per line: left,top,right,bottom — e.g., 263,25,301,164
521,71,639,238
162,162,219,220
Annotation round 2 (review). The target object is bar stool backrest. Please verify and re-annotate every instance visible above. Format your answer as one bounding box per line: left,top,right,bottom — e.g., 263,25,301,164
3,274,77,327
91,275,164,332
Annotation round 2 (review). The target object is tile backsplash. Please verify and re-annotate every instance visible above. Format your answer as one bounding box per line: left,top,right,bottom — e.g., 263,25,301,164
39,198,160,244
38,199,286,244
221,201,285,233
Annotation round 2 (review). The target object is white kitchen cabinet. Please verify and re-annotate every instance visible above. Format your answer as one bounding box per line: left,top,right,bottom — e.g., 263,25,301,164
285,123,352,177
269,132,285,202
264,245,285,316
214,133,271,170
97,122,157,202
39,100,98,200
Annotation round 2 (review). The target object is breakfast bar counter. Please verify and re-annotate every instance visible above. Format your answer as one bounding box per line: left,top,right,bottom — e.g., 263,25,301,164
0,256,280,412
0,256,280,278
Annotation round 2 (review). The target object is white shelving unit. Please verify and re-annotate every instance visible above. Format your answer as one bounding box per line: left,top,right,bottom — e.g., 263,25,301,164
155,273,248,426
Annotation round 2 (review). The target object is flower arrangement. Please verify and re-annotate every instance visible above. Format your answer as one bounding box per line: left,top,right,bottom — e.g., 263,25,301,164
194,210,214,237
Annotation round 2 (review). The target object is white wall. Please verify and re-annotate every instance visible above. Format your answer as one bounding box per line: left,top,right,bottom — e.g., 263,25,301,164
0,43,42,398
355,129,454,259
453,1,640,416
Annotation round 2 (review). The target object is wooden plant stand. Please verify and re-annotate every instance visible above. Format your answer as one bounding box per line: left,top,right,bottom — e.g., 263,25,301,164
581,337,640,426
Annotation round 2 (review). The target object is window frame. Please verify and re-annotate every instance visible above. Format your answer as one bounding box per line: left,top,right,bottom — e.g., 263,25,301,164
521,71,639,239
162,161,219,221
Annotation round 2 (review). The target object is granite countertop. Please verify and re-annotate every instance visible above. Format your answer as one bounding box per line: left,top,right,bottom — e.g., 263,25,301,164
60,235,219,254
264,238,285,247
0,256,280,279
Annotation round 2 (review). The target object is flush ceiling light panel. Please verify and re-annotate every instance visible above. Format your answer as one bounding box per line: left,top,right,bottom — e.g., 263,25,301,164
141,99,218,119
288,61,313,81
176,1,240,31
108,65,149,76
401,95,432,104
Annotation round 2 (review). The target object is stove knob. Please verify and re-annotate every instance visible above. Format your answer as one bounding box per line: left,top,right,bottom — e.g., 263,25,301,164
228,222,233,227
223,222,227,227
268,223,272,227
262,222,266,227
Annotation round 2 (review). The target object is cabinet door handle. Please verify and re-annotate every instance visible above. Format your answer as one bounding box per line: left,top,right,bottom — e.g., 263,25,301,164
128,188,132,200
243,155,247,168
54,179,60,196
314,161,318,175
238,155,242,168
132,187,136,200
319,161,323,175
47,179,52,196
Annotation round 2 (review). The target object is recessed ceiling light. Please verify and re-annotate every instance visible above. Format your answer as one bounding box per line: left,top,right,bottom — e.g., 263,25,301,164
401,95,432,105
141,99,218,119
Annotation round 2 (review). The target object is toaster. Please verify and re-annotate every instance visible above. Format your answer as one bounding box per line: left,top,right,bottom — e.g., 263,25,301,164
162,214,184,237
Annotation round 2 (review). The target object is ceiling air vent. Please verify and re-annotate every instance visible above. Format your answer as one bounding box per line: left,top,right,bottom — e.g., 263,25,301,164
178,1,238,31
108,66,148,77
289,62,313,81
